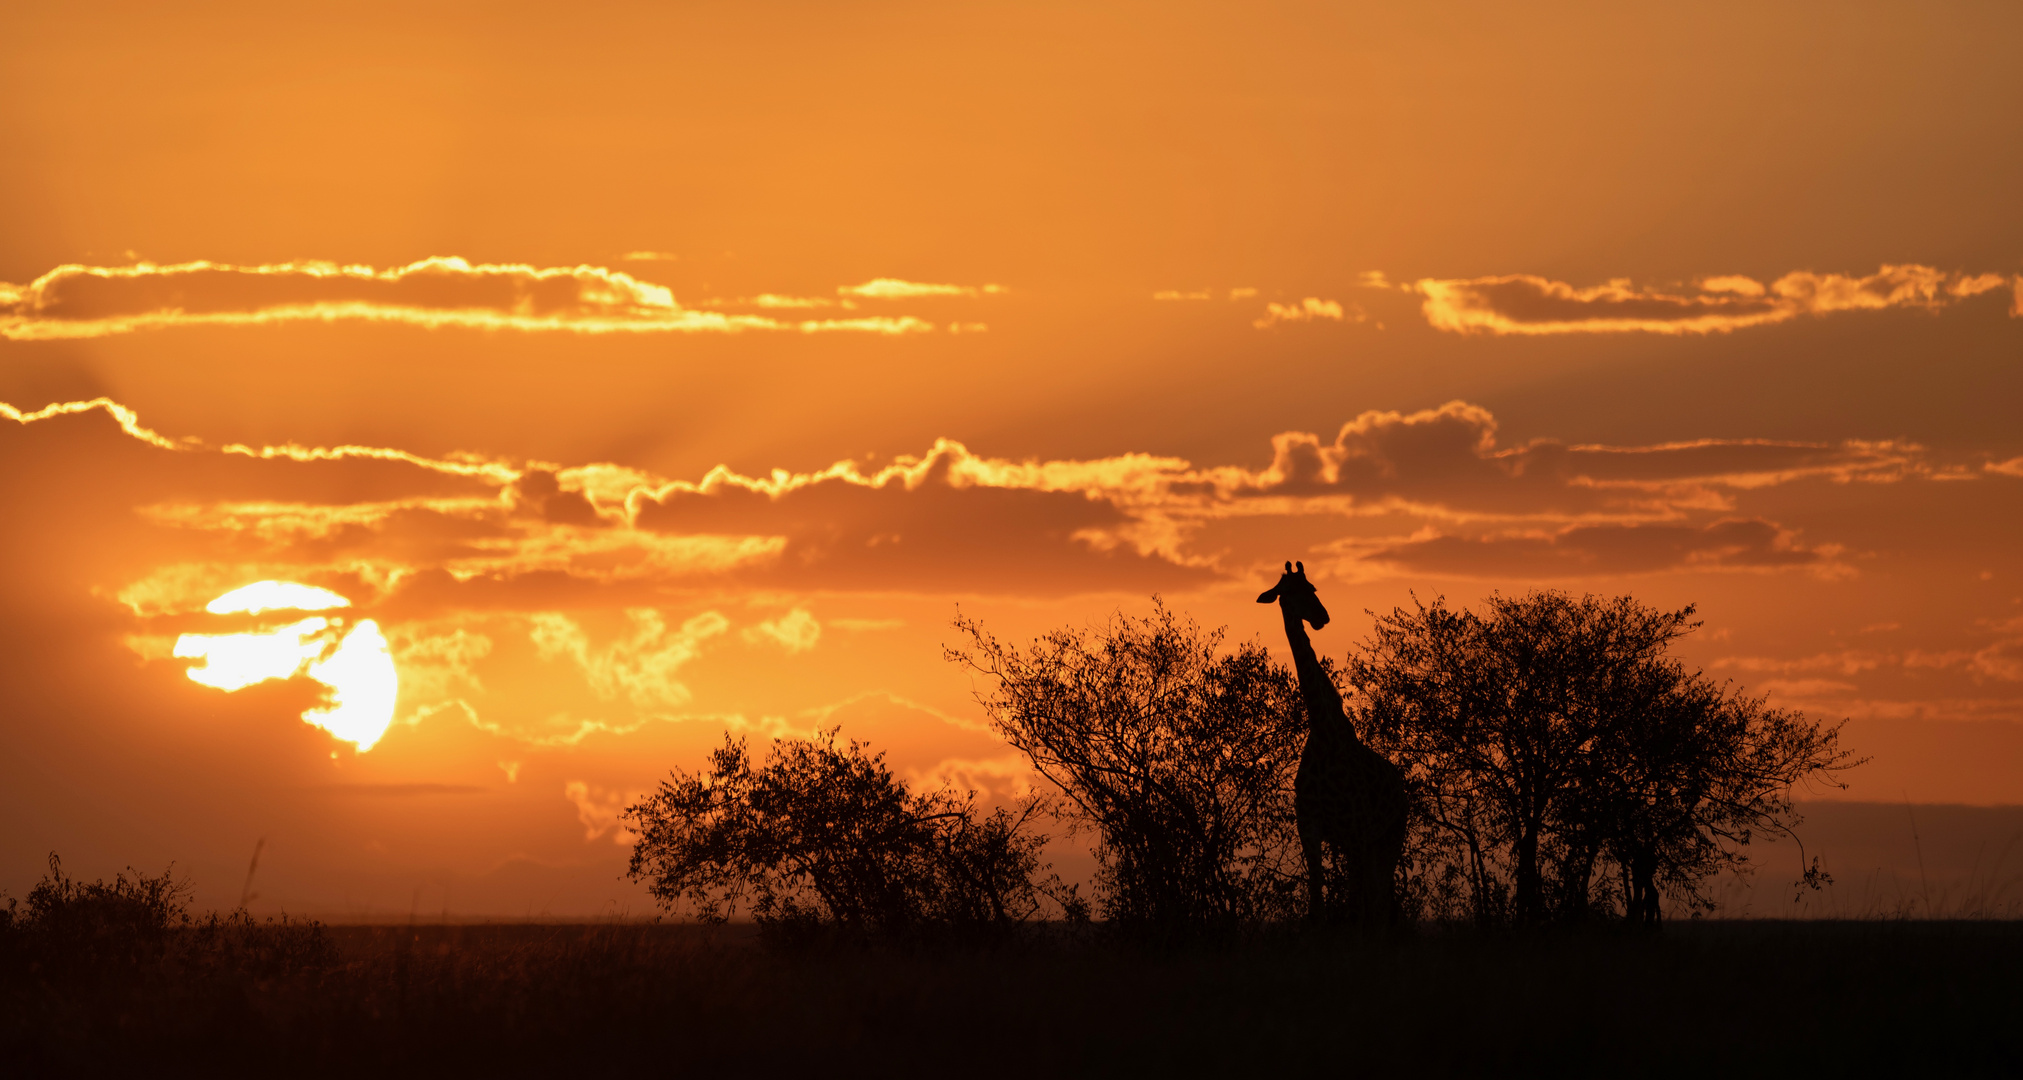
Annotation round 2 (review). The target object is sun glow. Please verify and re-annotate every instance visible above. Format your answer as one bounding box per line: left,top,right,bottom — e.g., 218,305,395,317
176,617,335,690
206,580,352,615
174,585,399,750
303,621,399,749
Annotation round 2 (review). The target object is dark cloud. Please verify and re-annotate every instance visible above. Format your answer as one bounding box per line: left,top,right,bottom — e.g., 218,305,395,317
3,394,1974,627
1242,402,1926,517
1363,517,1839,578
634,449,1213,594
1415,265,2013,336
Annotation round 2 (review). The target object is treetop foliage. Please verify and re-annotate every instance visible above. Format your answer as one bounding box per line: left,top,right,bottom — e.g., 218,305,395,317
1352,591,1860,925
945,599,1308,927
624,729,1074,936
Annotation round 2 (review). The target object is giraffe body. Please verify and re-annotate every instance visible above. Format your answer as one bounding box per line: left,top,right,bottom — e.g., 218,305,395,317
1260,562,1408,924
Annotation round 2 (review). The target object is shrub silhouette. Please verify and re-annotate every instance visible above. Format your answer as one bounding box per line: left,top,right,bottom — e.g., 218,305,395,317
946,600,1308,928
624,729,1071,935
1,853,337,1064
1351,591,1859,926
6,853,190,976
0,855,336,979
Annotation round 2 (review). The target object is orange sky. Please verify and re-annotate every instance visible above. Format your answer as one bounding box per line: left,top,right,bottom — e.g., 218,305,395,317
4,0,2020,916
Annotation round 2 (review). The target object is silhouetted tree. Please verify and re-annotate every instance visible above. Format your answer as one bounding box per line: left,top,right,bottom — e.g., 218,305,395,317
946,600,1307,928
624,729,1068,935
1350,591,1858,926
1589,675,1853,925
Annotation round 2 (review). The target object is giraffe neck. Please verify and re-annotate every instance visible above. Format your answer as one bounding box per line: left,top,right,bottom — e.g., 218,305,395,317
1281,605,1356,743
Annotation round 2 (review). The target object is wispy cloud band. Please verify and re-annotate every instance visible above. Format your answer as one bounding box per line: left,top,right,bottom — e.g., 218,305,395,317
1415,264,2015,336
0,258,946,340
17,394,2014,619
838,278,1007,299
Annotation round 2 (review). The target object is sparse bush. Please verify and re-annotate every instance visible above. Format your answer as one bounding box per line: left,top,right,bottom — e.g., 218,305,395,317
0,852,338,1068
0,855,336,982
624,729,1073,936
11,853,190,975
946,600,1309,929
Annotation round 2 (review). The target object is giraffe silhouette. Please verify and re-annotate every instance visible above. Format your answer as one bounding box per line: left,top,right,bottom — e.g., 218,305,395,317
1259,561,1408,924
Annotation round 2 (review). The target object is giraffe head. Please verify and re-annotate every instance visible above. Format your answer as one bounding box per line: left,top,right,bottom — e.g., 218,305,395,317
1257,560,1330,630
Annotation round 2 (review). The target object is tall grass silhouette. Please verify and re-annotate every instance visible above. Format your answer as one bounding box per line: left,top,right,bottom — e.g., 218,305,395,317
4,855,2018,1075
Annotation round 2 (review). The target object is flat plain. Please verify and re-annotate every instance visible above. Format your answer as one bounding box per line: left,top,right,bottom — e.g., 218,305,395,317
6,919,2019,1076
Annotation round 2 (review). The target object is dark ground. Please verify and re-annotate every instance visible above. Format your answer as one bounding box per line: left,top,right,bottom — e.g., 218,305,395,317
5,919,2019,1077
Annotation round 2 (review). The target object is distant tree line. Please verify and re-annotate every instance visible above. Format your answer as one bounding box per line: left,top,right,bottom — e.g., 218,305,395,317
624,591,1856,934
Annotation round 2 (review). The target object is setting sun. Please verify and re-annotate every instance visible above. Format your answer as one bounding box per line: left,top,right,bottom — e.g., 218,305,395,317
2,0,2018,941
172,585,398,751
302,620,398,751
3,2,2020,1068
205,580,351,616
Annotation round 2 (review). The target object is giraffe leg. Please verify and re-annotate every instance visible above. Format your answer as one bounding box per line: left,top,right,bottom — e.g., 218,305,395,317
1341,842,1373,927
1364,852,1396,928
1331,836,1387,929
1382,827,1407,927
1299,818,1327,922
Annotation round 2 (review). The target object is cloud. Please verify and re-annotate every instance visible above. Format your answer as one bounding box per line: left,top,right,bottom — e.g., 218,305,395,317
1146,287,1268,301
563,781,645,844
620,251,678,262
1888,622,2023,683
1243,401,1944,517
1541,438,1938,489
629,439,1213,593
530,609,729,707
1710,650,1894,676
743,608,821,653
3,396,183,451
1970,638,2023,681
743,293,854,309
389,625,496,701
1356,517,1844,578
1415,264,2016,335
902,754,1040,801
787,692,1028,799
1711,633,2023,683
1253,297,1357,329
5,392,1993,631
837,278,1008,299
0,257,944,340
